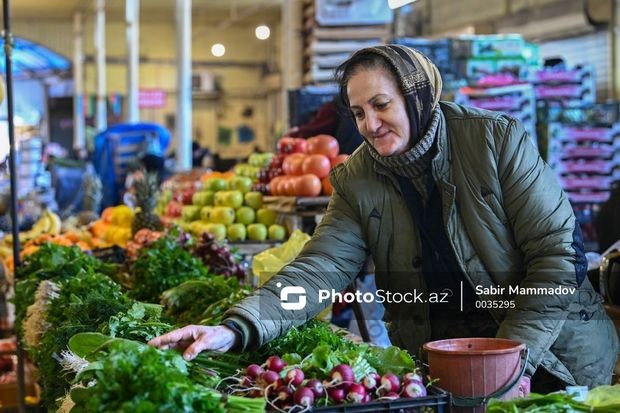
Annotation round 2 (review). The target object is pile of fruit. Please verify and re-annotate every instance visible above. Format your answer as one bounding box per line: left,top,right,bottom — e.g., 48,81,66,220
163,175,286,242
254,134,348,197
90,205,135,247
234,153,274,182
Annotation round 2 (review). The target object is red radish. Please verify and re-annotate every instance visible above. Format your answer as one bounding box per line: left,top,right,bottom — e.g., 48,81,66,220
294,387,315,408
265,380,283,398
258,370,280,388
305,379,325,398
346,383,367,403
241,376,253,387
402,379,427,398
379,373,401,393
245,364,264,379
384,392,400,399
330,364,355,390
403,371,424,383
275,385,293,403
265,356,286,373
248,389,263,398
328,387,346,403
362,372,381,391
362,393,372,403
284,368,305,387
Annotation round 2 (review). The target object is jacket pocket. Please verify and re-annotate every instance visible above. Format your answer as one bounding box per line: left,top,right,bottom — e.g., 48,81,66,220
483,192,509,226
366,209,382,251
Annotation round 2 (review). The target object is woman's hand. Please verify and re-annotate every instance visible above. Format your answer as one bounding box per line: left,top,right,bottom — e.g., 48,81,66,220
148,325,238,361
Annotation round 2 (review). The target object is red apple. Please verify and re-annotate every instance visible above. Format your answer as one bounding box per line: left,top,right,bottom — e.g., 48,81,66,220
166,200,183,217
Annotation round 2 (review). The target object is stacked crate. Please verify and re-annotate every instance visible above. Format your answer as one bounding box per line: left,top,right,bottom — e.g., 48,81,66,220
302,0,392,85
544,103,620,246
455,83,537,146
531,66,596,108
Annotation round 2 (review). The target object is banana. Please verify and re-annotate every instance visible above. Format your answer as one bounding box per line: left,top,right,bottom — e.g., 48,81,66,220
29,214,51,238
45,209,62,235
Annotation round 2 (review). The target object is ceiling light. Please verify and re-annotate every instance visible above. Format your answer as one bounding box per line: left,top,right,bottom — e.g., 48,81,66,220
255,25,270,40
388,0,417,9
211,43,225,57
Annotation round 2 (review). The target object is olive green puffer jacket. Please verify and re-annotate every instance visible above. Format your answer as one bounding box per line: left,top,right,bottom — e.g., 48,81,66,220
224,102,618,387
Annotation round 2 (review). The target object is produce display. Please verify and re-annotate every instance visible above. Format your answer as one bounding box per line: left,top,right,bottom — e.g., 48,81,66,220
10,226,440,412
161,173,287,242
254,134,348,197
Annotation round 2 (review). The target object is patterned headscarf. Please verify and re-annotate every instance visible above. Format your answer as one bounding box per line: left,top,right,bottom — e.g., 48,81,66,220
340,44,443,144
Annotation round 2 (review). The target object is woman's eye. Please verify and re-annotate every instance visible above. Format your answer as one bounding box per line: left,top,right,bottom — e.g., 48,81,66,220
375,102,389,110
353,111,364,120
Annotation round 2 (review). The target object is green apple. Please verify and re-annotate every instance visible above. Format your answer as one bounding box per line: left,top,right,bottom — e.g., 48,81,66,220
244,191,263,209
256,208,277,227
210,206,236,225
189,220,210,236
192,190,215,206
206,178,228,192
224,190,244,209
200,206,213,222
181,205,201,222
268,224,287,241
229,176,253,194
205,223,226,241
214,191,226,206
236,206,256,225
227,223,247,241
247,223,268,241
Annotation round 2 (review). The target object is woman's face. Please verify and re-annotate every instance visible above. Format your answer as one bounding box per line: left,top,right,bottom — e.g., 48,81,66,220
347,67,410,157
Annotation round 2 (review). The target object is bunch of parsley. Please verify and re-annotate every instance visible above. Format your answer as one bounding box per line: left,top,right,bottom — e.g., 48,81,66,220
129,236,208,303
68,339,265,413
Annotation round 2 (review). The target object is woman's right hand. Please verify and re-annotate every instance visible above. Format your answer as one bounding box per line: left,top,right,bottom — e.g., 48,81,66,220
148,325,238,361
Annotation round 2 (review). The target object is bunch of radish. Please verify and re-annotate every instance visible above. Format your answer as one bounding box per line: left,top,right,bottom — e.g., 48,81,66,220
222,356,429,412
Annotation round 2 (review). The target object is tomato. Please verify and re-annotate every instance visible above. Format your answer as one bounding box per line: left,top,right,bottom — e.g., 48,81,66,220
295,174,322,197
283,176,298,196
321,176,333,196
282,153,306,176
307,134,339,158
301,154,331,179
269,176,285,195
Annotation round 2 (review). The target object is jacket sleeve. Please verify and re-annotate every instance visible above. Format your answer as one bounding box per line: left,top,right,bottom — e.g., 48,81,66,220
223,170,368,351
494,119,587,376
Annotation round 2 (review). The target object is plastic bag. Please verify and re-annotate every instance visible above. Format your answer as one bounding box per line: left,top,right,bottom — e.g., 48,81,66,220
252,229,311,286
585,384,620,408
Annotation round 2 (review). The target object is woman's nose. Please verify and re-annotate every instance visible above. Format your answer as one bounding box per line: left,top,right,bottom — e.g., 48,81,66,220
365,111,381,133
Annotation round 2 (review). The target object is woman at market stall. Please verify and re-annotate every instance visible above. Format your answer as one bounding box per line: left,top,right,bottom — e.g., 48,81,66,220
150,45,619,392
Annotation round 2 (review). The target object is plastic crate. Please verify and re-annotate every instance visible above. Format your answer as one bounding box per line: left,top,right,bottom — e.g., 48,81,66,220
312,386,450,413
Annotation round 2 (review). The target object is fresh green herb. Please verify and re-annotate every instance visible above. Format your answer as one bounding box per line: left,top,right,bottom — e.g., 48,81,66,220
129,236,209,303
198,288,253,326
252,319,356,360
30,271,131,410
487,392,620,412
101,302,173,342
68,339,265,413
13,244,116,338
162,277,246,325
